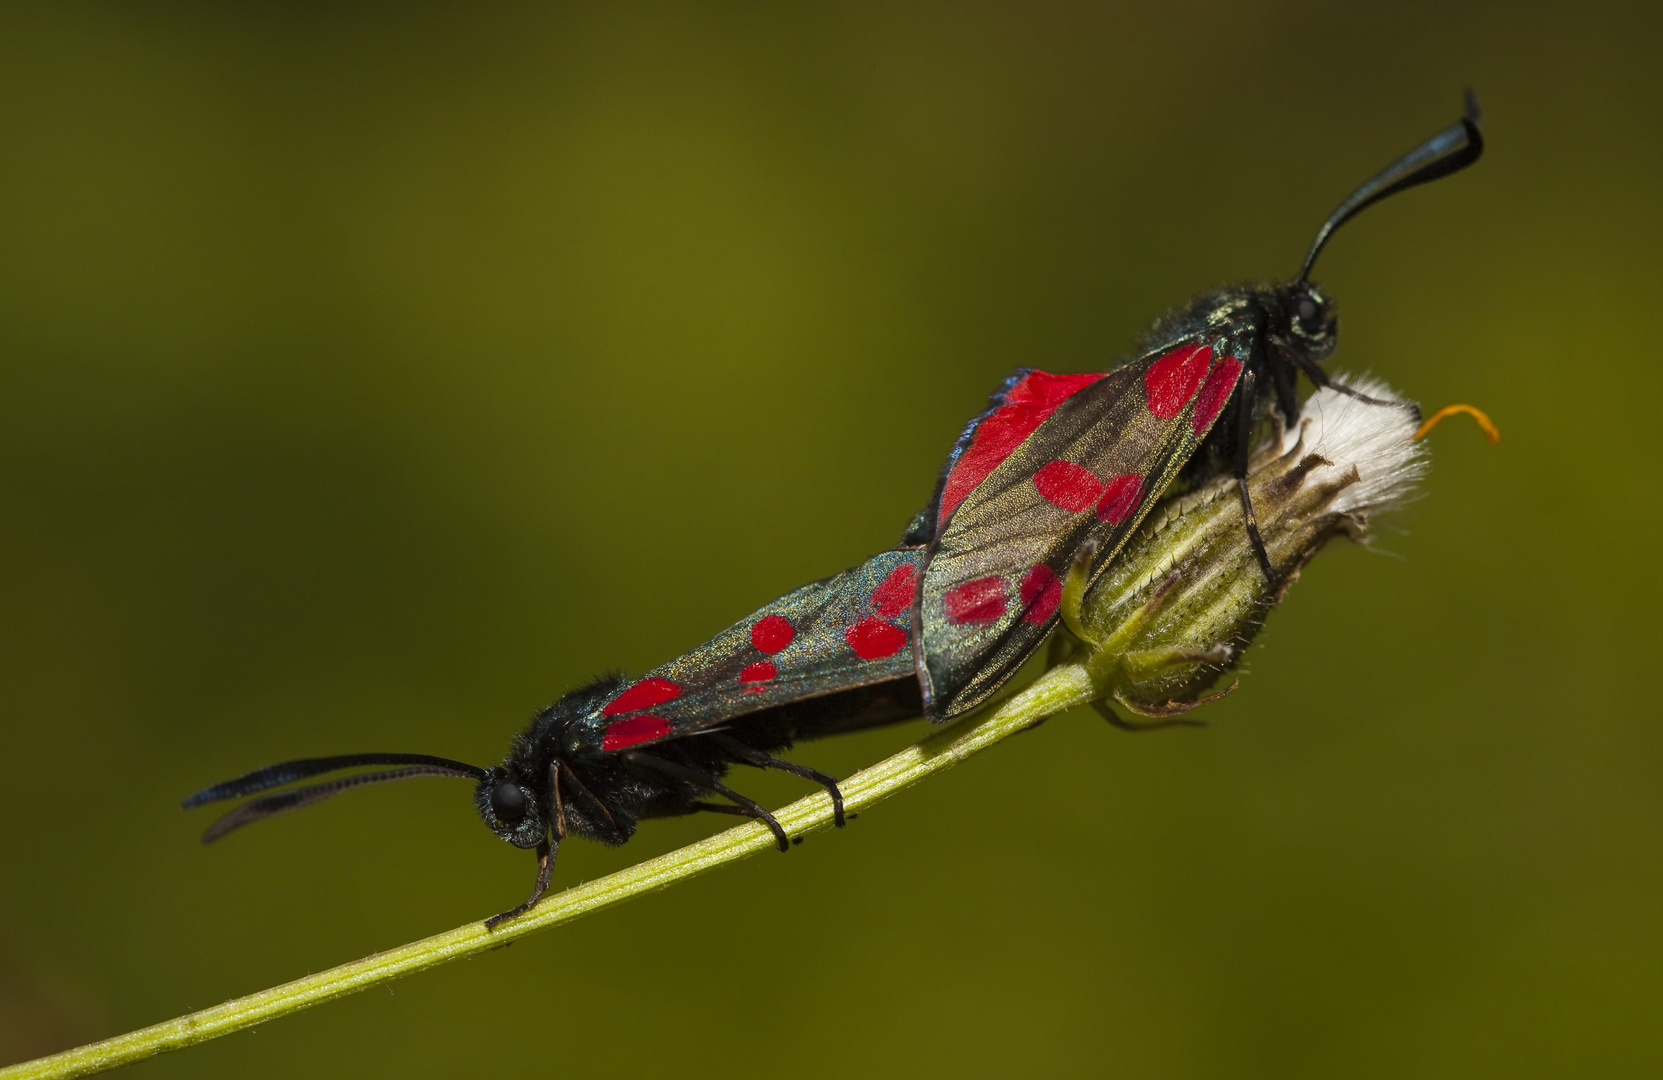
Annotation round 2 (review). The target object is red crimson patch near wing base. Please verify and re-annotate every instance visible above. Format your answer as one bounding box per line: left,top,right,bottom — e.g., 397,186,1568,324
602,677,681,716
1144,344,1212,418
937,370,1103,524
1191,356,1244,435
601,714,673,751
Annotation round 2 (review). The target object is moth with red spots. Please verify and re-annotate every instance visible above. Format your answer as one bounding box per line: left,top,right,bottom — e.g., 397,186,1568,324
185,546,930,927
906,96,1484,720
181,99,1484,925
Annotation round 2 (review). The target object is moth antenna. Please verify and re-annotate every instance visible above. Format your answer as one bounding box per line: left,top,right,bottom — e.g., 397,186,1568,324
183,753,486,807
196,765,483,843
1298,92,1484,282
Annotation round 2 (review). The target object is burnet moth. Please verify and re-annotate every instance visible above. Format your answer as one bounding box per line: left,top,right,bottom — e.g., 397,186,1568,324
185,98,1484,924
186,543,927,927
907,96,1483,721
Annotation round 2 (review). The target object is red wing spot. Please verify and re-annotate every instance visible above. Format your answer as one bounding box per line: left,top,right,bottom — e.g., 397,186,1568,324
601,677,682,716
1033,460,1105,513
1191,356,1244,436
1019,564,1061,625
937,370,1103,523
738,660,777,684
1095,474,1144,525
601,714,673,751
750,614,795,654
869,563,917,619
846,616,907,660
1144,344,1213,419
943,575,1008,625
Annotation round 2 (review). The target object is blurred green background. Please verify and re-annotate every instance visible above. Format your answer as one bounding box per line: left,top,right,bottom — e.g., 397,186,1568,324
2,2,1660,1077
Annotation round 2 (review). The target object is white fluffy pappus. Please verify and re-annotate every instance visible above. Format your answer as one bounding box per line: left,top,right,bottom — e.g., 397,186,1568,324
1279,373,1429,518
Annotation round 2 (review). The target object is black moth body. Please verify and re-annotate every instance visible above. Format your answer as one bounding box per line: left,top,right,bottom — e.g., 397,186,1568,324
905,96,1484,721
187,545,929,927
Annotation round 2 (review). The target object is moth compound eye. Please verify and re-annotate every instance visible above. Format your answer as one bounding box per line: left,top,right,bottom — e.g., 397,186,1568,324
1297,298,1319,323
490,782,528,824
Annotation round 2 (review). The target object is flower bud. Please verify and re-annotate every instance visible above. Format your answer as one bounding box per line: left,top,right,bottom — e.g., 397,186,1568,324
998,376,1428,729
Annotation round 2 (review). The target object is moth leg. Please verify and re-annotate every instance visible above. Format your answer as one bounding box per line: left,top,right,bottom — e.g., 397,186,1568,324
622,750,791,852
710,733,846,827
548,759,570,840
694,803,809,846
692,801,751,815
1093,699,1206,733
1289,350,1415,416
1233,368,1276,582
1058,536,1103,647
1271,348,1301,434
485,835,558,930
556,758,619,834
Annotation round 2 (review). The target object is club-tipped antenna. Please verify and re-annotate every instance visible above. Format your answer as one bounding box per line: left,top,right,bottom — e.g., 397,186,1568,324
183,752,487,808
1298,91,1485,283
194,764,484,843
183,752,488,843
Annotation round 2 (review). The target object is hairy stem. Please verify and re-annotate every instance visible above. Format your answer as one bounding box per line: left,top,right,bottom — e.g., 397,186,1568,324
0,668,1090,1080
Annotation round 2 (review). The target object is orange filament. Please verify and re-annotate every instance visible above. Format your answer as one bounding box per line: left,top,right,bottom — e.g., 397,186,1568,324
1414,403,1500,444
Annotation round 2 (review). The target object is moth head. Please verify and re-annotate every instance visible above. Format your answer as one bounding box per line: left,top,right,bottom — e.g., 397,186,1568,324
1279,281,1338,362
475,765,549,849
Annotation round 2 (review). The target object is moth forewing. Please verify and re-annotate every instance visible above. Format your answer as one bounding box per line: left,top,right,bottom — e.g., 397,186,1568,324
915,347,1244,720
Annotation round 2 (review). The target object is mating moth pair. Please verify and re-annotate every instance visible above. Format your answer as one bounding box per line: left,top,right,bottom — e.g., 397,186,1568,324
187,99,1483,926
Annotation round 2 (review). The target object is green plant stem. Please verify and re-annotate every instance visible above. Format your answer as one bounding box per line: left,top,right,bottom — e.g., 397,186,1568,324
0,665,1095,1080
